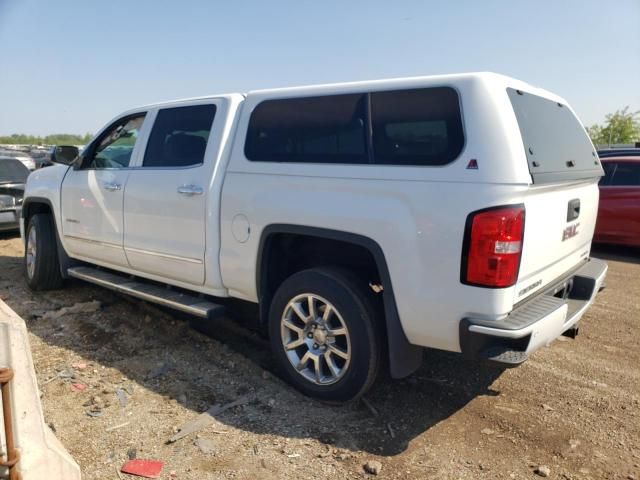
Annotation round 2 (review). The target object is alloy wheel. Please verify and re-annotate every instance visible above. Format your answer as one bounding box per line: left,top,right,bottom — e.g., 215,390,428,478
280,293,352,385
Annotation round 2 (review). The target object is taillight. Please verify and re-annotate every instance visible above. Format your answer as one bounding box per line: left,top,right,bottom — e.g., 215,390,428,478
461,205,525,288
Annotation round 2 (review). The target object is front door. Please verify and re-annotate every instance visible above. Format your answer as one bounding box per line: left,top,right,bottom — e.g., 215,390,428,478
123,102,218,285
61,114,146,267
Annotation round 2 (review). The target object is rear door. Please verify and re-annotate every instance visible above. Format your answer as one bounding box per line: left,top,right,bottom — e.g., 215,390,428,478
506,89,604,302
123,101,219,285
596,161,640,245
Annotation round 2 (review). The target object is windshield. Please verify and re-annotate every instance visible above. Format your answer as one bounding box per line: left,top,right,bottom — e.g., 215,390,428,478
0,158,29,183
507,88,603,184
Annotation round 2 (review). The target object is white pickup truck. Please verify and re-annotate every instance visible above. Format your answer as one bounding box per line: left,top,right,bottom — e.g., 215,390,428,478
20,73,607,402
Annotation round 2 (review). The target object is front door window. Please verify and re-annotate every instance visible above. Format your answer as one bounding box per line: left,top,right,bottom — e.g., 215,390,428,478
86,115,146,169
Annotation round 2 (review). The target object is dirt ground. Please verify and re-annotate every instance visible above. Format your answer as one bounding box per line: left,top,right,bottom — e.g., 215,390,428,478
0,232,638,480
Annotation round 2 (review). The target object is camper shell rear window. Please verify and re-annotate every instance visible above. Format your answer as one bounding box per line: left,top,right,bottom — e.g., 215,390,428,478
507,88,603,184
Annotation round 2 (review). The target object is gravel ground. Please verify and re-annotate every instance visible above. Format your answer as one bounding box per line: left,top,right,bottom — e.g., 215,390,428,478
0,232,638,480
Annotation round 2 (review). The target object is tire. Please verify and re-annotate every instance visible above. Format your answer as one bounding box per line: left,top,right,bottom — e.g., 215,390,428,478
268,267,381,402
24,214,63,290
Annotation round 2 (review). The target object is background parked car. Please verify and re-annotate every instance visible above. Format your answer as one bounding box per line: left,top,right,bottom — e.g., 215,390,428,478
29,148,53,169
594,149,640,247
0,148,36,170
0,157,29,232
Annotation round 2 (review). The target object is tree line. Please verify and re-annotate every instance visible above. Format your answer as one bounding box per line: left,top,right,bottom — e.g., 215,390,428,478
586,107,639,146
0,133,93,146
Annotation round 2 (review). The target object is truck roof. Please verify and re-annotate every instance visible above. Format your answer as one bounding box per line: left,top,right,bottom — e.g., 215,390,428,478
125,72,563,113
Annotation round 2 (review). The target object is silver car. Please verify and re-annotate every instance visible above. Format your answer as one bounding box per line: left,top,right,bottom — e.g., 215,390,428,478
0,149,36,170
0,157,28,232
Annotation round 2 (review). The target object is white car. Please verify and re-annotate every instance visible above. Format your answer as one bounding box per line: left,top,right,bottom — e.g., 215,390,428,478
20,73,607,401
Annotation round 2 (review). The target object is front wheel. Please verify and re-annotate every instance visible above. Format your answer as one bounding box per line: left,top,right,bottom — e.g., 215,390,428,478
24,214,63,290
268,268,380,402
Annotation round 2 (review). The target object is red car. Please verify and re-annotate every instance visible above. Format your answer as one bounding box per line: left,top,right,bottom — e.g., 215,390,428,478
594,150,640,247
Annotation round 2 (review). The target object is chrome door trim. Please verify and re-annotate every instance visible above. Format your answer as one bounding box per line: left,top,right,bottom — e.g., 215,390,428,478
124,246,203,264
64,235,122,249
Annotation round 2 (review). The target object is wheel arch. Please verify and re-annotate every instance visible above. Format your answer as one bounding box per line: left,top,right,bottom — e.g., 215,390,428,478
22,196,54,223
257,224,422,378
21,196,75,278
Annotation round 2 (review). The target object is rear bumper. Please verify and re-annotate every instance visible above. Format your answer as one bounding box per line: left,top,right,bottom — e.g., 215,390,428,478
459,257,607,366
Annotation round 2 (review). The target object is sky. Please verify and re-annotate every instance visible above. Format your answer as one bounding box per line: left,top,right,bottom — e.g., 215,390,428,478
0,0,638,136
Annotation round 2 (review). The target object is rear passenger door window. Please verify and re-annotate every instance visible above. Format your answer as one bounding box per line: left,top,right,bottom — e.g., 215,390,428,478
143,104,216,167
599,163,616,185
609,163,640,186
370,87,464,166
245,94,368,164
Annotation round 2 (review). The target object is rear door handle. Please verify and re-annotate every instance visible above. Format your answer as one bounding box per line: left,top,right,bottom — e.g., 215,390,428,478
103,182,121,191
177,185,203,196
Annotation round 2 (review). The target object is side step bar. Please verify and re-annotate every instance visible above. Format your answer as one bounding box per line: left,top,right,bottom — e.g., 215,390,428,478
67,266,226,319
479,347,528,367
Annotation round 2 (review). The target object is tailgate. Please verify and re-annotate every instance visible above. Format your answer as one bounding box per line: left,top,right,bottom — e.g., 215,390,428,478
506,87,604,303
515,180,599,303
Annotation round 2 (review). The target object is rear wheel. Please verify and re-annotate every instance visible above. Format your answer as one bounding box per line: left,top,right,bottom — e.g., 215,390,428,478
268,267,380,402
24,214,63,290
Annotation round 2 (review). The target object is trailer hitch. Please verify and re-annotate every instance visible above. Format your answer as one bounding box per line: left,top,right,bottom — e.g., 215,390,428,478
0,367,20,480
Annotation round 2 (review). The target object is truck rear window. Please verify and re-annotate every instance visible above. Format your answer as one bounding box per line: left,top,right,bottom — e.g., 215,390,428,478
245,87,464,166
244,94,369,164
507,88,603,184
371,87,464,166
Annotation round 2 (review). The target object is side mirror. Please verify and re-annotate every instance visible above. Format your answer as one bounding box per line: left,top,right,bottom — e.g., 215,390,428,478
51,145,80,165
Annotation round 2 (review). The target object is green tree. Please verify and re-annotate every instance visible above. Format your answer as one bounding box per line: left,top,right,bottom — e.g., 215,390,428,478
587,107,640,146
0,133,93,145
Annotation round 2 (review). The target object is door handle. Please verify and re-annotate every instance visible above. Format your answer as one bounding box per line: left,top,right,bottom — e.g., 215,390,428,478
103,182,121,191
567,198,580,222
177,185,204,196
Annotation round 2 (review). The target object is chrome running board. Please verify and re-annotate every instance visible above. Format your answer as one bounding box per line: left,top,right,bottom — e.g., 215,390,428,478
67,266,225,319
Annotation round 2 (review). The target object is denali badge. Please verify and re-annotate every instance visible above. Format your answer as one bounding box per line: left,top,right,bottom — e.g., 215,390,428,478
562,223,580,241
518,279,542,297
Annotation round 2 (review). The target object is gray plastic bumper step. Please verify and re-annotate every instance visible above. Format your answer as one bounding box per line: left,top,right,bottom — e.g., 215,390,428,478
67,266,226,319
479,347,528,367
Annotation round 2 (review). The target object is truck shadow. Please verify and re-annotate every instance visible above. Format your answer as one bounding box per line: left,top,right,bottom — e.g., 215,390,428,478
191,312,504,456
592,244,640,265
1,250,504,457
0,231,20,240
